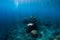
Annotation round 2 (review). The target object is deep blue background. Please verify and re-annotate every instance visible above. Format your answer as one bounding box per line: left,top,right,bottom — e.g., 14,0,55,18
0,0,60,38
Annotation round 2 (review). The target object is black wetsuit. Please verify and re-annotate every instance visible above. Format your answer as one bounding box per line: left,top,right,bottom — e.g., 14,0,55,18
25,18,38,33
24,17,42,38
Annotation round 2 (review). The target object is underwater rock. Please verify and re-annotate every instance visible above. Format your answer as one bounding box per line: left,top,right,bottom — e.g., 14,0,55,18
44,21,52,27
49,38,54,40
31,30,38,38
53,32,60,37
31,30,38,35
50,32,60,40
53,35,60,40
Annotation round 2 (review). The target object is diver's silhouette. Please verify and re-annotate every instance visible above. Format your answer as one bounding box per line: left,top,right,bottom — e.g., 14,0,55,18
23,16,41,38
24,16,38,32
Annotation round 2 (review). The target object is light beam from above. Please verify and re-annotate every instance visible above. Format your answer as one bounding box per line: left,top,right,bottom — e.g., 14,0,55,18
13,0,40,8
14,0,19,7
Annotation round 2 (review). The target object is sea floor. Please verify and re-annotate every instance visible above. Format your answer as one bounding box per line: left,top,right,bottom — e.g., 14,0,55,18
0,19,60,40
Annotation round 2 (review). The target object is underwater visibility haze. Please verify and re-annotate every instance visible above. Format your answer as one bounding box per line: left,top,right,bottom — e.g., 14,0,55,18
0,0,60,40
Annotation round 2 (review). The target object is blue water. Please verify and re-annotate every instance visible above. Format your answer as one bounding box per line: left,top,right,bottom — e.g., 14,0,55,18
0,0,60,40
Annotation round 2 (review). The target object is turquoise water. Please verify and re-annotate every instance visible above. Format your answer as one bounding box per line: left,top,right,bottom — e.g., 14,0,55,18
0,0,60,40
